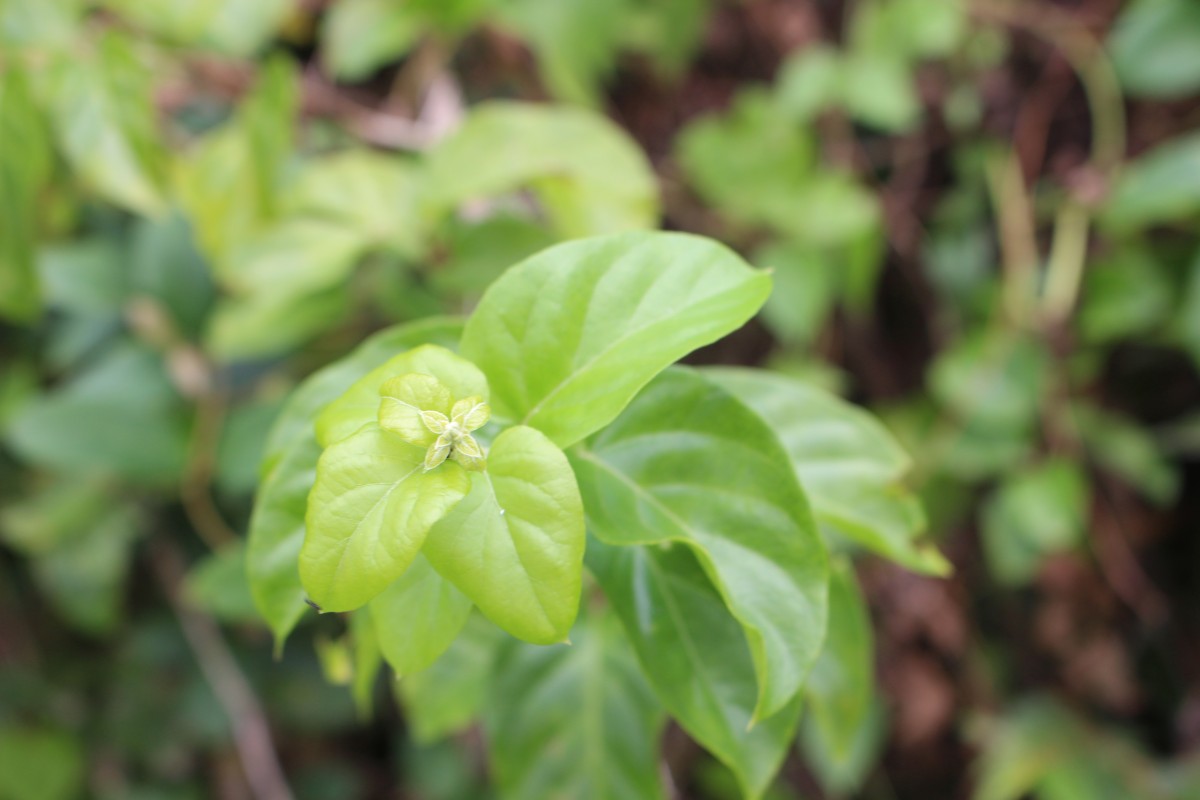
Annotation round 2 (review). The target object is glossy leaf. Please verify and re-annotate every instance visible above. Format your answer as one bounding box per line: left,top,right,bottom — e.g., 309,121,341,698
44,32,167,215
708,368,947,574
423,425,585,645
570,368,828,721
587,539,803,800
247,319,463,646
316,343,488,448
461,231,771,447
369,554,473,677
300,423,471,611
485,610,666,800
422,102,659,237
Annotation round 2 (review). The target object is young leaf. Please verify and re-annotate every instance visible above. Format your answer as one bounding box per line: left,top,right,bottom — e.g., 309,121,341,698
422,102,659,237
587,539,802,800
369,554,473,677
423,425,585,645
300,424,471,611
247,319,463,646
569,368,828,721
461,231,772,447
485,610,666,800
707,368,948,575
316,344,488,448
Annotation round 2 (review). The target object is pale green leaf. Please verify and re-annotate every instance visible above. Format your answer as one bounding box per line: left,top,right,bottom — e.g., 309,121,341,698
707,368,947,574
99,0,291,56
587,539,803,800
317,343,488,448
461,231,771,447
43,32,167,215
496,0,630,106
423,425,585,645
322,0,422,81
176,56,297,270
422,102,659,237
485,610,666,800
570,368,828,721
300,423,471,611
369,553,473,677
247,318,463,646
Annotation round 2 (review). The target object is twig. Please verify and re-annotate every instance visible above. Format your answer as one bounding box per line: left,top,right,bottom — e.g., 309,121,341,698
151,540,295,800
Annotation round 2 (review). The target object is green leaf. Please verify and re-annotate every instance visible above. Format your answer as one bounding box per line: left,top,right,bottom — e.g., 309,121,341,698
841,52,922,133
485,610,666,800
570,368,828,721
422,102,659,237
206,284,350,361
176,56,297,270
43,32,167,215
496,0,630,106
316,343,488,448
400,613,505,743
350,609,383,718
322,0,422,81
369,554,473,677
300,423,471,611
0,478,142,635
223,218,369,298
99,0,291,56
247,319,463,646
1110,0,1200,99
587,539,803,800
461,231,771,447
4,343,189,485
707,368,947,575
981,458,1088,586
423,425,585,645
803,560,876,780
1078,248,1172,344
0,69,50,323
0,726,85,800
286,150,426,257
776,45,842,123
1101,132,1200,231
184,541,260,624
1075,405,1179,507
930,330,1050,432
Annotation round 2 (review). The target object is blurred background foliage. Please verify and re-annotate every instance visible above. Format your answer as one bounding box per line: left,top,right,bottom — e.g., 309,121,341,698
1,0,1199,798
